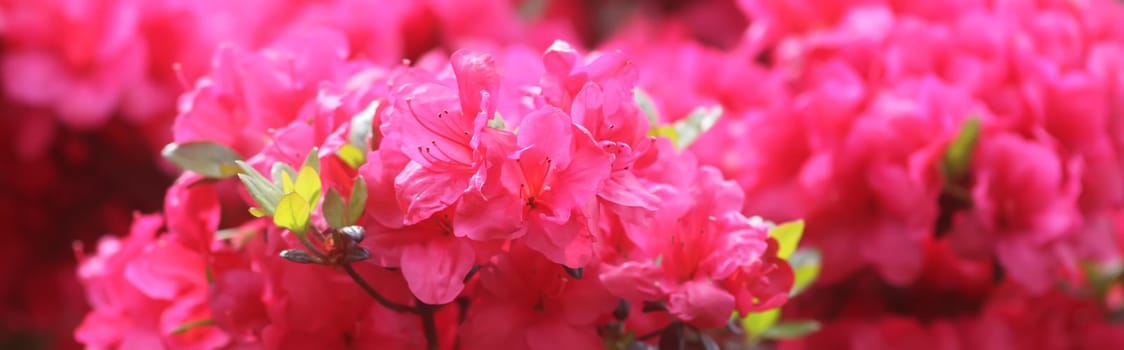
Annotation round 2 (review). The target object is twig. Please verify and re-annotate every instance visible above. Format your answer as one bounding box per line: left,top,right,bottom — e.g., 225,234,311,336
341,263,415,313
418,302,439,350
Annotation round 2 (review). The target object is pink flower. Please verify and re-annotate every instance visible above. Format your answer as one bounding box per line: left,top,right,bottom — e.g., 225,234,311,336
385,49,502,225
365,208,480,305
1,0,150,128
460,244,616,350
75,213,231,349
173,28,351,157
947,132,1082,293
601,166,780,329
498,106,613,268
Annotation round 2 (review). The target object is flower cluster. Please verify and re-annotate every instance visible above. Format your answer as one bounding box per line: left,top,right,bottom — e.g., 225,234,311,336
6,0,1124,348
607,0,1124,347
74,25,797,348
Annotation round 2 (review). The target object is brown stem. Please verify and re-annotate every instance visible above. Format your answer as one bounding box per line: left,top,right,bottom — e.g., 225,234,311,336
343,264,441,350
341,263,416,313
418,302,439,350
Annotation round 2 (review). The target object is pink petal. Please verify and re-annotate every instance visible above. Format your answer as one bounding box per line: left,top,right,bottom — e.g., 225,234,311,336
525,318,603,350
598,261,664,301
400,237,475,305
395,161,470,225
666,280,736,329
451,50,500,120
453,186,525,241
523,212,594,268
124,241,206,300
516,107,574,167
550,127,613,213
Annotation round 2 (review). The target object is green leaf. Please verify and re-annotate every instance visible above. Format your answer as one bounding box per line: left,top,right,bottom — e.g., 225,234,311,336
271,163,298,189
761,320,821,340
303,147,321,173
634,87,661,127
294,165,322,209
942,116,981,180
338,144,366,169
348,176,368,223
789,248,822,296
519,0,548,19
323,189,349,229
487,112,506,130
770,220,806,260
651,125,679,145
671,105,722,149
214,226,259,241
1079,260,1124,295
274,192,311,235
236,161,282,215
742,308,780,339
280,168,295,194
161,142,243,178
349,101,379,149
171,319,216,335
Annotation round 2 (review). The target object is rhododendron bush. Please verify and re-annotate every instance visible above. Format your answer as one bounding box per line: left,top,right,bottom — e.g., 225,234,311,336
4,0,1124,349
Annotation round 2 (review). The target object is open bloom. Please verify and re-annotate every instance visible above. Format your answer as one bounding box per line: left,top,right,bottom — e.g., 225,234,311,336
385,49,503,225
601,165,787,329
460,244,616,350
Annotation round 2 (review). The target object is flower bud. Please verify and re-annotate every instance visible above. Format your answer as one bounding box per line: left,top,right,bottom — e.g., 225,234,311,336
339,225,365,243
279,249,319,264
563,266,583,279
345,247,371,262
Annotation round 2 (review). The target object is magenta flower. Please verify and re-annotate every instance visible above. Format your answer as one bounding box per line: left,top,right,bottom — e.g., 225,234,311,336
75,214,231,349
602,166,780,328
947,132,1082,293
385,49,502,226
460,244,616,350
498,106,613,268
173,28,352,157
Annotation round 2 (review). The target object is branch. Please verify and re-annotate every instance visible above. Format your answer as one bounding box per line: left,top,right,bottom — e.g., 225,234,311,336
341,263,416,313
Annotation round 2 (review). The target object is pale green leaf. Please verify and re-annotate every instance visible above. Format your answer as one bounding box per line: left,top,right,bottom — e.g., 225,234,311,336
770,220,806,260
349,101,379,149
303,147,321,173
338,144,366,169
519,0,547,19
487,112,506,130
171,319,216,335
672,105,722,149
789,248,822,296
274,192,311,235
651,125,678,145
323,189,349,229
294,165,322,208
271,163,297,189
235,161,281,215
742,308,780,339
280,169,295,194
215,226,259,241
348,175,368,223
634,87,661,127
161,142,243,178
942,116,981,180
761,320,821,340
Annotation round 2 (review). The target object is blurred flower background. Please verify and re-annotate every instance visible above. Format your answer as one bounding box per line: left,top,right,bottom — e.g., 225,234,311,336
3,0,1124,349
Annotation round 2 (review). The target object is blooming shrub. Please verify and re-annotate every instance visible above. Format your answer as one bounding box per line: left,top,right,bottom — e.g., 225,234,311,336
73,26,802,347
1,0,1123,349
